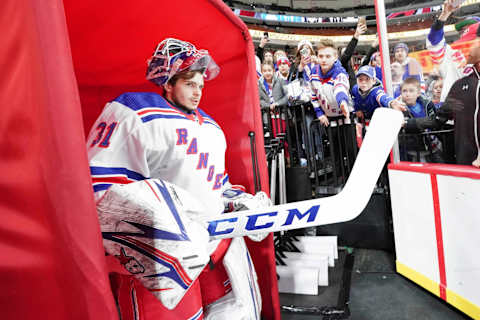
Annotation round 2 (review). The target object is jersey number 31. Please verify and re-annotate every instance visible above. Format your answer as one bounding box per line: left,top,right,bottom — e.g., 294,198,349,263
91,122,117,148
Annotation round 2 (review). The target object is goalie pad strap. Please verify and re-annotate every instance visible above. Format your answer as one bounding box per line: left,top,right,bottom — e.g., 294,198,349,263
209,238,232,265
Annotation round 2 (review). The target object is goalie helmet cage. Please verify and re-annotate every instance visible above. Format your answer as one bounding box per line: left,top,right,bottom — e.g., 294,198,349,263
0,0,280,319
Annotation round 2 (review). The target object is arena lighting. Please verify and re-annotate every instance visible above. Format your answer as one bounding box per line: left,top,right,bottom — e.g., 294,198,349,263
249,24,456,44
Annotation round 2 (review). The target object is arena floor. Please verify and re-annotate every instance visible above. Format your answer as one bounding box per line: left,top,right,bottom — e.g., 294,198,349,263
280,248,470,320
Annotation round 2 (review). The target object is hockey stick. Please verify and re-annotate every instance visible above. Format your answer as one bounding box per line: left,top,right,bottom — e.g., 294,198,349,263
206,108,404,240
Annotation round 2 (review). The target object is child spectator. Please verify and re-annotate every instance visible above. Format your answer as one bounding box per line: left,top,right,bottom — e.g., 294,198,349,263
431,77,443,110
401,77,435,118
352,66,405,121
276,56,290,81
258,62,288,135
400,77,440,162
309,39,350,126
273,49,287,68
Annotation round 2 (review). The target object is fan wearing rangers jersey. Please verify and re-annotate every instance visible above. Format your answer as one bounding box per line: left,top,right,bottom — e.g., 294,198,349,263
308,39,351,127
87,38,269,320
426,0,480,102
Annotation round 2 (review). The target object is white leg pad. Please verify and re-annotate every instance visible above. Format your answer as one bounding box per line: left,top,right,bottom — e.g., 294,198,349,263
204,237,262,320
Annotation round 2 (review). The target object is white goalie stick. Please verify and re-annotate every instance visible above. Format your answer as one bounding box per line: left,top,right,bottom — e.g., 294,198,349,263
205,108,404,240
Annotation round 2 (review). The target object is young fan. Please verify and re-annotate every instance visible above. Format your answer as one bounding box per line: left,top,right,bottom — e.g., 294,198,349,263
352,66,405,121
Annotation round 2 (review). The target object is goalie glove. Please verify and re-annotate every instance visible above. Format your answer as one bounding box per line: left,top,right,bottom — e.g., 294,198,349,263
96,179,211,310
222,184,272,242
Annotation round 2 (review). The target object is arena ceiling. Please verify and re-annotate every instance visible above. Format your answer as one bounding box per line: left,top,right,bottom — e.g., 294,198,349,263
224,0,446,17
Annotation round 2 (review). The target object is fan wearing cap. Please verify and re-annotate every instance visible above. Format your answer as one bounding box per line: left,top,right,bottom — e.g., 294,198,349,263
87,38,267,319
393,42,426,93
426,0,480,101
352,66,406,121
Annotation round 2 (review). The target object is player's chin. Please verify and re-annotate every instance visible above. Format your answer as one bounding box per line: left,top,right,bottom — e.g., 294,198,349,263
187,101,199,110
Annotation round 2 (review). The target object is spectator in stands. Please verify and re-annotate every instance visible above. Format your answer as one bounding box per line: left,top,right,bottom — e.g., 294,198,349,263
264,51,274,64
309,40,359,177
394,42,425,92
401,77,434,118
286,40,320,168
361,38,380,81
256,34,274,65
276,56,290,81
430,77,443,110
352,66,405,121
400,77,441,162
424,68,441,95
426,0,479,101
405,41,480,167
258,62,288,130
369,52,383,83
391,61,403,98
288,40,315,82
309,39,351,126
339,20,367,89
274,49,287,65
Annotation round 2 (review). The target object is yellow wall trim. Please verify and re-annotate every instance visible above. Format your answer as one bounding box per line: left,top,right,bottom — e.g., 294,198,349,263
396,261,440,297
396,261,480,319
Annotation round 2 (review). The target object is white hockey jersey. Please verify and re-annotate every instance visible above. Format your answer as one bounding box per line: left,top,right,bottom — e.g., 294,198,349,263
307,61,351,118
87,92,227,216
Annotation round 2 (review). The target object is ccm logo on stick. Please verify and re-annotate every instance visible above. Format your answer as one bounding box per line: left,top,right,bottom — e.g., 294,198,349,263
207,205,320,236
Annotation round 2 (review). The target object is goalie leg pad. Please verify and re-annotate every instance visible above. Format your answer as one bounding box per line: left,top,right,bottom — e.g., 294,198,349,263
204,237,262,320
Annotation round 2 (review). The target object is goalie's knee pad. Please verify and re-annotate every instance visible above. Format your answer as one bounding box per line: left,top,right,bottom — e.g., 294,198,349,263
97,179,212,310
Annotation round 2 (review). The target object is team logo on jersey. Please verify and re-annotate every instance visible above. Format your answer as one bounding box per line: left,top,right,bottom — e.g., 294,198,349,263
102,180,196,289
462,84,469,91
116,247,145,274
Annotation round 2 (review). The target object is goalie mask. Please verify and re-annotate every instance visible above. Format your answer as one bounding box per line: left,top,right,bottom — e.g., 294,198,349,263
146,38,220,86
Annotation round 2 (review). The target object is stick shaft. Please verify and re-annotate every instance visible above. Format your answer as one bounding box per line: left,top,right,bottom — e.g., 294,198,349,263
206,108,404,239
